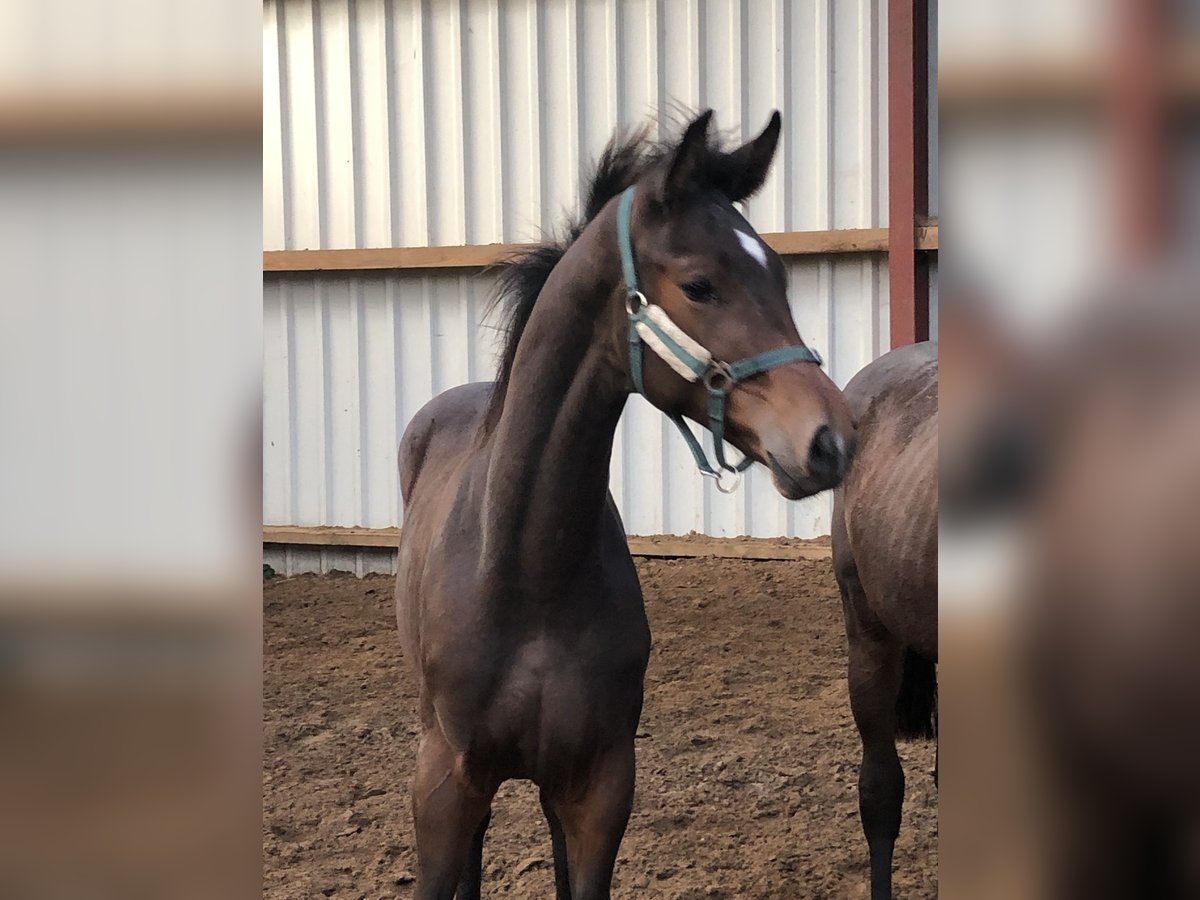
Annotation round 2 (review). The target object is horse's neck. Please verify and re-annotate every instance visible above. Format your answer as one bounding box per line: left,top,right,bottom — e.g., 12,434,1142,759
482,219,628,590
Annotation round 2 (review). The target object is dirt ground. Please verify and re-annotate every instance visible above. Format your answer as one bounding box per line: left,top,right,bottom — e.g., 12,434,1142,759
264,557,937,898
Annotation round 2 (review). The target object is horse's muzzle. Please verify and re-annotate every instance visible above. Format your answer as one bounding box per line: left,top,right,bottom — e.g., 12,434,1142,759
766,430,852,499
807,425,853,488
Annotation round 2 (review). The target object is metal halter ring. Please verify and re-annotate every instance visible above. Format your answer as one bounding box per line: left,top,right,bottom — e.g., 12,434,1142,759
705,467,741,494
701,362,735,394
625,290,647,315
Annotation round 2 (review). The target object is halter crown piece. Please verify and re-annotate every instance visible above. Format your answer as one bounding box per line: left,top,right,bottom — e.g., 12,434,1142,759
617,186,823,493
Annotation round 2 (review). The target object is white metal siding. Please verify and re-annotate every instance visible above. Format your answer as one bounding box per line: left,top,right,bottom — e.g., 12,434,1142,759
263,0,891,554
263,259,888,543
264,0,888,248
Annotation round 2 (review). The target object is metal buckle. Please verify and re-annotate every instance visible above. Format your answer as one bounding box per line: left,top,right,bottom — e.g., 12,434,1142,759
701,362,734,394
625,291,647,315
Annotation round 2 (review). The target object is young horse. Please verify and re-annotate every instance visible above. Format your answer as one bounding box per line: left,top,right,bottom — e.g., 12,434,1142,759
831,341,937,900
395,110,855,900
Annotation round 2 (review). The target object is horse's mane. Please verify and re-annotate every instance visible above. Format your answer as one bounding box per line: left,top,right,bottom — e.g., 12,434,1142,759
481,129,651,430
482,115,763,431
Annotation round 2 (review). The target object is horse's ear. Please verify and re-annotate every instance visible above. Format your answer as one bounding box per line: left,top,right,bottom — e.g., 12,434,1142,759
659,109,714,206
714,110,782,201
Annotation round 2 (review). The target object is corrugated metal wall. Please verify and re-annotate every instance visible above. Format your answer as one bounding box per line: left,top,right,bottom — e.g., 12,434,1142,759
263,0,892,571
264,0,888,248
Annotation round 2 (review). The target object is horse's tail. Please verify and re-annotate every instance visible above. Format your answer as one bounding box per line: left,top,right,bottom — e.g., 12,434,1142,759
895,649,937,740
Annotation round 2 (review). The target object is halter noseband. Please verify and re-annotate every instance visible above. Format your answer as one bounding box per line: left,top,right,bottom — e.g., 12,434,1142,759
617,185,823,493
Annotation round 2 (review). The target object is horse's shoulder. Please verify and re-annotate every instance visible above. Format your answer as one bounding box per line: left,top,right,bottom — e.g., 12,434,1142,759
399,382,495,504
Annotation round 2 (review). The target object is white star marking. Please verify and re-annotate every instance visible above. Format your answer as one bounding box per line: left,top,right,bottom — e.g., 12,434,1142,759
736,229,768,268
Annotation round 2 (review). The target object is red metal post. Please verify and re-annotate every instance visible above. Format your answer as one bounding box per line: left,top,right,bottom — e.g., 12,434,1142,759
888,0,930,348
1111,0,1168,262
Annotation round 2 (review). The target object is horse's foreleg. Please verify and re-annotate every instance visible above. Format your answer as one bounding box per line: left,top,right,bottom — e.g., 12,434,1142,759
455,809,491,900
551,742,635,900
410,731,493,900
540,788,573,900
846,628,906,900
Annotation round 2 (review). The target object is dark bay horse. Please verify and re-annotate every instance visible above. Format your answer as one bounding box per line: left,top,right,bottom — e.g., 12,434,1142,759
1025,284,1200,899
395,110,855,900
831,341,937,900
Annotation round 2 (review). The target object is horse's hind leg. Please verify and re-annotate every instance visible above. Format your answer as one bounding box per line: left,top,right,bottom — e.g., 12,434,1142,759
410,731,493,900
835,507,907,900
549,742,636,900
845,622,907,900
540,788,573,900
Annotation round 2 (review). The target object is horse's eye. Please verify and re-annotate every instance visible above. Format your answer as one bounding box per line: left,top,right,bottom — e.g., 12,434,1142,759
682,279,717,304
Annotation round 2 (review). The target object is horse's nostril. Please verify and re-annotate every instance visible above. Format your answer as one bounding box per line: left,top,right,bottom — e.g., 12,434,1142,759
808,425,846,483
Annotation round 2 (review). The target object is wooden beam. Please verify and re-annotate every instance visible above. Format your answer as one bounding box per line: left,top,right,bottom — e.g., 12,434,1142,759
627,536,831,561
888,0,931,349
764,228,888,255
940,46,1200,114
262,526,832,561
261,227,940,274
0,87,261,144
939,60,1102,113
263,243,523,273
264,525,400,548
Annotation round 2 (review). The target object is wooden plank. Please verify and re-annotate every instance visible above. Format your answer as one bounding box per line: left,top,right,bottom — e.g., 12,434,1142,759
765,228,888,255
261,228,910,274
262,526,832,560
940,62,1098,113
263,244,524,273
626,537,831,561
0,87,261,143
916,224,938,251
940,48,1200,113
888,0,931,349
263,525,400,548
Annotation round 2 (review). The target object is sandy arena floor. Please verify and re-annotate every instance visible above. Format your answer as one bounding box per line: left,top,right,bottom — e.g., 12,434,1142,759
264,556,937,898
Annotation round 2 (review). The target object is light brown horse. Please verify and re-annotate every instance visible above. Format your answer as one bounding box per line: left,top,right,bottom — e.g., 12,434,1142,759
395,111,855,900
831,341,937,900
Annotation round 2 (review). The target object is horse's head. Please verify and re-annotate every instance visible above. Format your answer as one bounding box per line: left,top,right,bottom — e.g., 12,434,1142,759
618,110,855,499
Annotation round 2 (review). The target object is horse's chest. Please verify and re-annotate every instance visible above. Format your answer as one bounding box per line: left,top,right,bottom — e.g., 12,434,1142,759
427,623,646,782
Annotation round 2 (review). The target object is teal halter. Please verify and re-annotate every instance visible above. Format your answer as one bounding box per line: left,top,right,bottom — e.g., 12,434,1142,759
617,185,823,493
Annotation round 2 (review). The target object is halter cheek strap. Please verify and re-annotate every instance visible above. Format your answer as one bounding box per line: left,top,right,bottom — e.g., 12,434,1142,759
617,186,823,492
